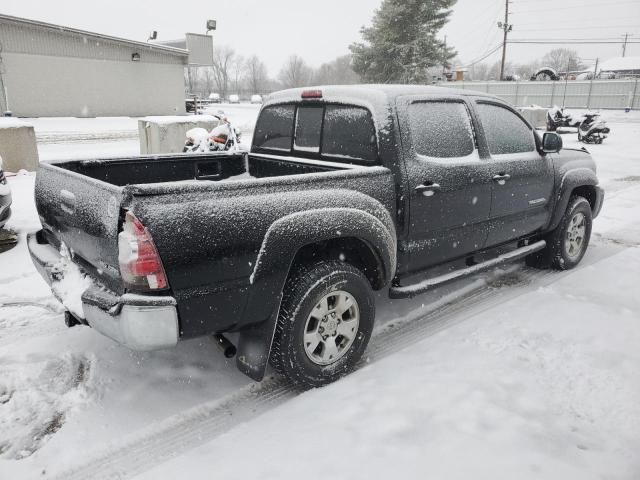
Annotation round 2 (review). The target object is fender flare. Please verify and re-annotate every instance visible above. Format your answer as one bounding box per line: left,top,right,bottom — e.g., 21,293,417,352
235,207,397,381
251,207,397,287
548,168,599,231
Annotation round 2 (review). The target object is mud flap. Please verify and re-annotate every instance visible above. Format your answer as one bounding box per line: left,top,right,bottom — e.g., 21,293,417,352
235,306,280,381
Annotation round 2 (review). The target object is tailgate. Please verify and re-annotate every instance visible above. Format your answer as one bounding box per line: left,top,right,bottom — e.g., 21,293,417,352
35,163,124,292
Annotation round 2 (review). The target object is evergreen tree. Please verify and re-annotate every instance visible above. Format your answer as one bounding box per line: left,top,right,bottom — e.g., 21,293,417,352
350,0,457,84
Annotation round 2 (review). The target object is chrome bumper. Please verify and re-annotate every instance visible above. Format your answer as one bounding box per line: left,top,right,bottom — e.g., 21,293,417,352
27,231,179,351
83,296,179,351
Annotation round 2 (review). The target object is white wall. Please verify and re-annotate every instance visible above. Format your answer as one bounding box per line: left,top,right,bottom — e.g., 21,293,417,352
3,53,187,117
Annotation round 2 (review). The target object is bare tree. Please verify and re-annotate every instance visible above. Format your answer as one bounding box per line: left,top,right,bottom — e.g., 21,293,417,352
278,55,312,89
514,60,540,80
313,55,360,85
202,67,217,96
468,62,489,81
211,45,236,99
541,49,585,73
230,54,245,95
245,55,269,94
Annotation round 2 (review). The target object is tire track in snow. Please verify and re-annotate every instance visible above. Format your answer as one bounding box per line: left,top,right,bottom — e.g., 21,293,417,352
50,244,625,480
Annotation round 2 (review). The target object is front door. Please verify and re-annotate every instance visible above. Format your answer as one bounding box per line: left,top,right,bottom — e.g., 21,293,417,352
473,101,555,247
400,98,494,272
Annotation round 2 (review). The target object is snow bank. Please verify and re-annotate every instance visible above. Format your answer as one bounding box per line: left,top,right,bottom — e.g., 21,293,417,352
0,118,33,130
141,115,221,125
0,354,94,460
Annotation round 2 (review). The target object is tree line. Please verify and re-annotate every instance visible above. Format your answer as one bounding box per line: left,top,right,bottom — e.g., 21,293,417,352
185,48,359,99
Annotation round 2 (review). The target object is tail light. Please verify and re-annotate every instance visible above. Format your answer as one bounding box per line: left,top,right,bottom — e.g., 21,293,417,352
118,211,168,291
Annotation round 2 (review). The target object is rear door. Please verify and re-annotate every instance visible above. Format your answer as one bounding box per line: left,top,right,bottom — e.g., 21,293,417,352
399,97,494,271
473,101,555,247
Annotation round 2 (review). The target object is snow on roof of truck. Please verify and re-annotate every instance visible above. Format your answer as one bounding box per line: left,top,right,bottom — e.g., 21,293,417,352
264,84,497,134
266,84,494,105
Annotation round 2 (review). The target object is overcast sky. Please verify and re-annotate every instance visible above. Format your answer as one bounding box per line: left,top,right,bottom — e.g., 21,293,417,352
2,0,639,74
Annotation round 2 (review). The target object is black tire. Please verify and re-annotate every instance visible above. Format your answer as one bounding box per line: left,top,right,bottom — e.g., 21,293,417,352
270,260,375,389
525,196,592,270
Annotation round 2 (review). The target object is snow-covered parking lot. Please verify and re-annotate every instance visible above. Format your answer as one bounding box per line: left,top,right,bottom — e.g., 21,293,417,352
1,110,639,479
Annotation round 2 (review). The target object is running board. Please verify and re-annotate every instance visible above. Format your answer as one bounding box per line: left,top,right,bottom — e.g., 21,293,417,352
389,240,547,299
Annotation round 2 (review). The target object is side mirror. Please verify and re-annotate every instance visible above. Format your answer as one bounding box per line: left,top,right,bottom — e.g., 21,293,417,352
542,132,563,153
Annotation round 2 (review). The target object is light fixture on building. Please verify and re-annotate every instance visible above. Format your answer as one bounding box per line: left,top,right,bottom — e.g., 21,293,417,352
147,31,158,42
131,53,141,62
206,20,216,34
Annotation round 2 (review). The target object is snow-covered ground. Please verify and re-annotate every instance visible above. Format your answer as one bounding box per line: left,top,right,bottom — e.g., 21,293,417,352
0,110,639,479
28,103,260,162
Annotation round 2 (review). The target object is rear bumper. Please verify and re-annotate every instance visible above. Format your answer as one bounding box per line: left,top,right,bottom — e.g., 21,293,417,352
27,231,179,351
0,183,11,227
593,186,605,218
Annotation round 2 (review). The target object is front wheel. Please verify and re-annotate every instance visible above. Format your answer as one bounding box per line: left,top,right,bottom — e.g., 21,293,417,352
526,196,592,270
270,260,375,389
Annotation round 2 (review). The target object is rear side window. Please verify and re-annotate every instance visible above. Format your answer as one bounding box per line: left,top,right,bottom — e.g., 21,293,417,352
476,103,535,155
253,105,295,151
408,102,475,158
294,106,323,153
322,106,377,162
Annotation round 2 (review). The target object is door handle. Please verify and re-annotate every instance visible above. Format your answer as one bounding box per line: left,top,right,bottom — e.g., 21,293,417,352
415,183,441,196
492,173,511,184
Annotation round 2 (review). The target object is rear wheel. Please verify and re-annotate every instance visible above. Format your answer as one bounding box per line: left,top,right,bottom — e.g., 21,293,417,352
270,260,375,389
526,196,592,270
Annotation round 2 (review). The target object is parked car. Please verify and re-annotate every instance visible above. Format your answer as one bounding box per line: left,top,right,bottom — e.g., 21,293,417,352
0,155,12,229
228,94,240,104
28,85,604,388
209,93,221,103
185,98,203,114
250,94,263,104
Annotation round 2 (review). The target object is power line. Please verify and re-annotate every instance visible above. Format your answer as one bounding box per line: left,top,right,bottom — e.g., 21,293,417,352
516,25,640,33
462,43,504,68
509,39,640,44
511,0,638,13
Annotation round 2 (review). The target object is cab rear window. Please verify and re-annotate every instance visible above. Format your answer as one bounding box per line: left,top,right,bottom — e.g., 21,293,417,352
253,103,378,163
253,104,295,151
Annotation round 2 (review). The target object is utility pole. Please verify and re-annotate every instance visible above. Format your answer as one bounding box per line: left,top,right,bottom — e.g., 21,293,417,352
498,0,513,81
622,33,629,57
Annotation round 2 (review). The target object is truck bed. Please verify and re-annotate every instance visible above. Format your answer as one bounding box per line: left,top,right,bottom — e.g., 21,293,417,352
51,151,351,187
35,152,394,303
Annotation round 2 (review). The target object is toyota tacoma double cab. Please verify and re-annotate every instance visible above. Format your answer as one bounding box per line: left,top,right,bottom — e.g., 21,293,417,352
28,85,604,388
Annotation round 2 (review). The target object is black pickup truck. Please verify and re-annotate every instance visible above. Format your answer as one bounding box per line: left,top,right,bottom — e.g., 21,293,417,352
29,85,604,388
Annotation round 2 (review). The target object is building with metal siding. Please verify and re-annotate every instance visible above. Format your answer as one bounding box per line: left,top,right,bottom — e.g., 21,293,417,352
0,14,190,117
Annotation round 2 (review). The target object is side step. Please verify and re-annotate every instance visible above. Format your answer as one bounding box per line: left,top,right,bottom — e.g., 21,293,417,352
389,240,546,299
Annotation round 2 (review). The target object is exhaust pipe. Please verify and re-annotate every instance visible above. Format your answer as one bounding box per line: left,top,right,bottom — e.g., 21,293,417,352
212,334,237,358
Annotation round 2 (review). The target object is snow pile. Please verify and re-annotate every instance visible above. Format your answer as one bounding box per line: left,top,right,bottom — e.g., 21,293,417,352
49,255,92,319
0,353,94,460
0,118,33,130
141,115,221,125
